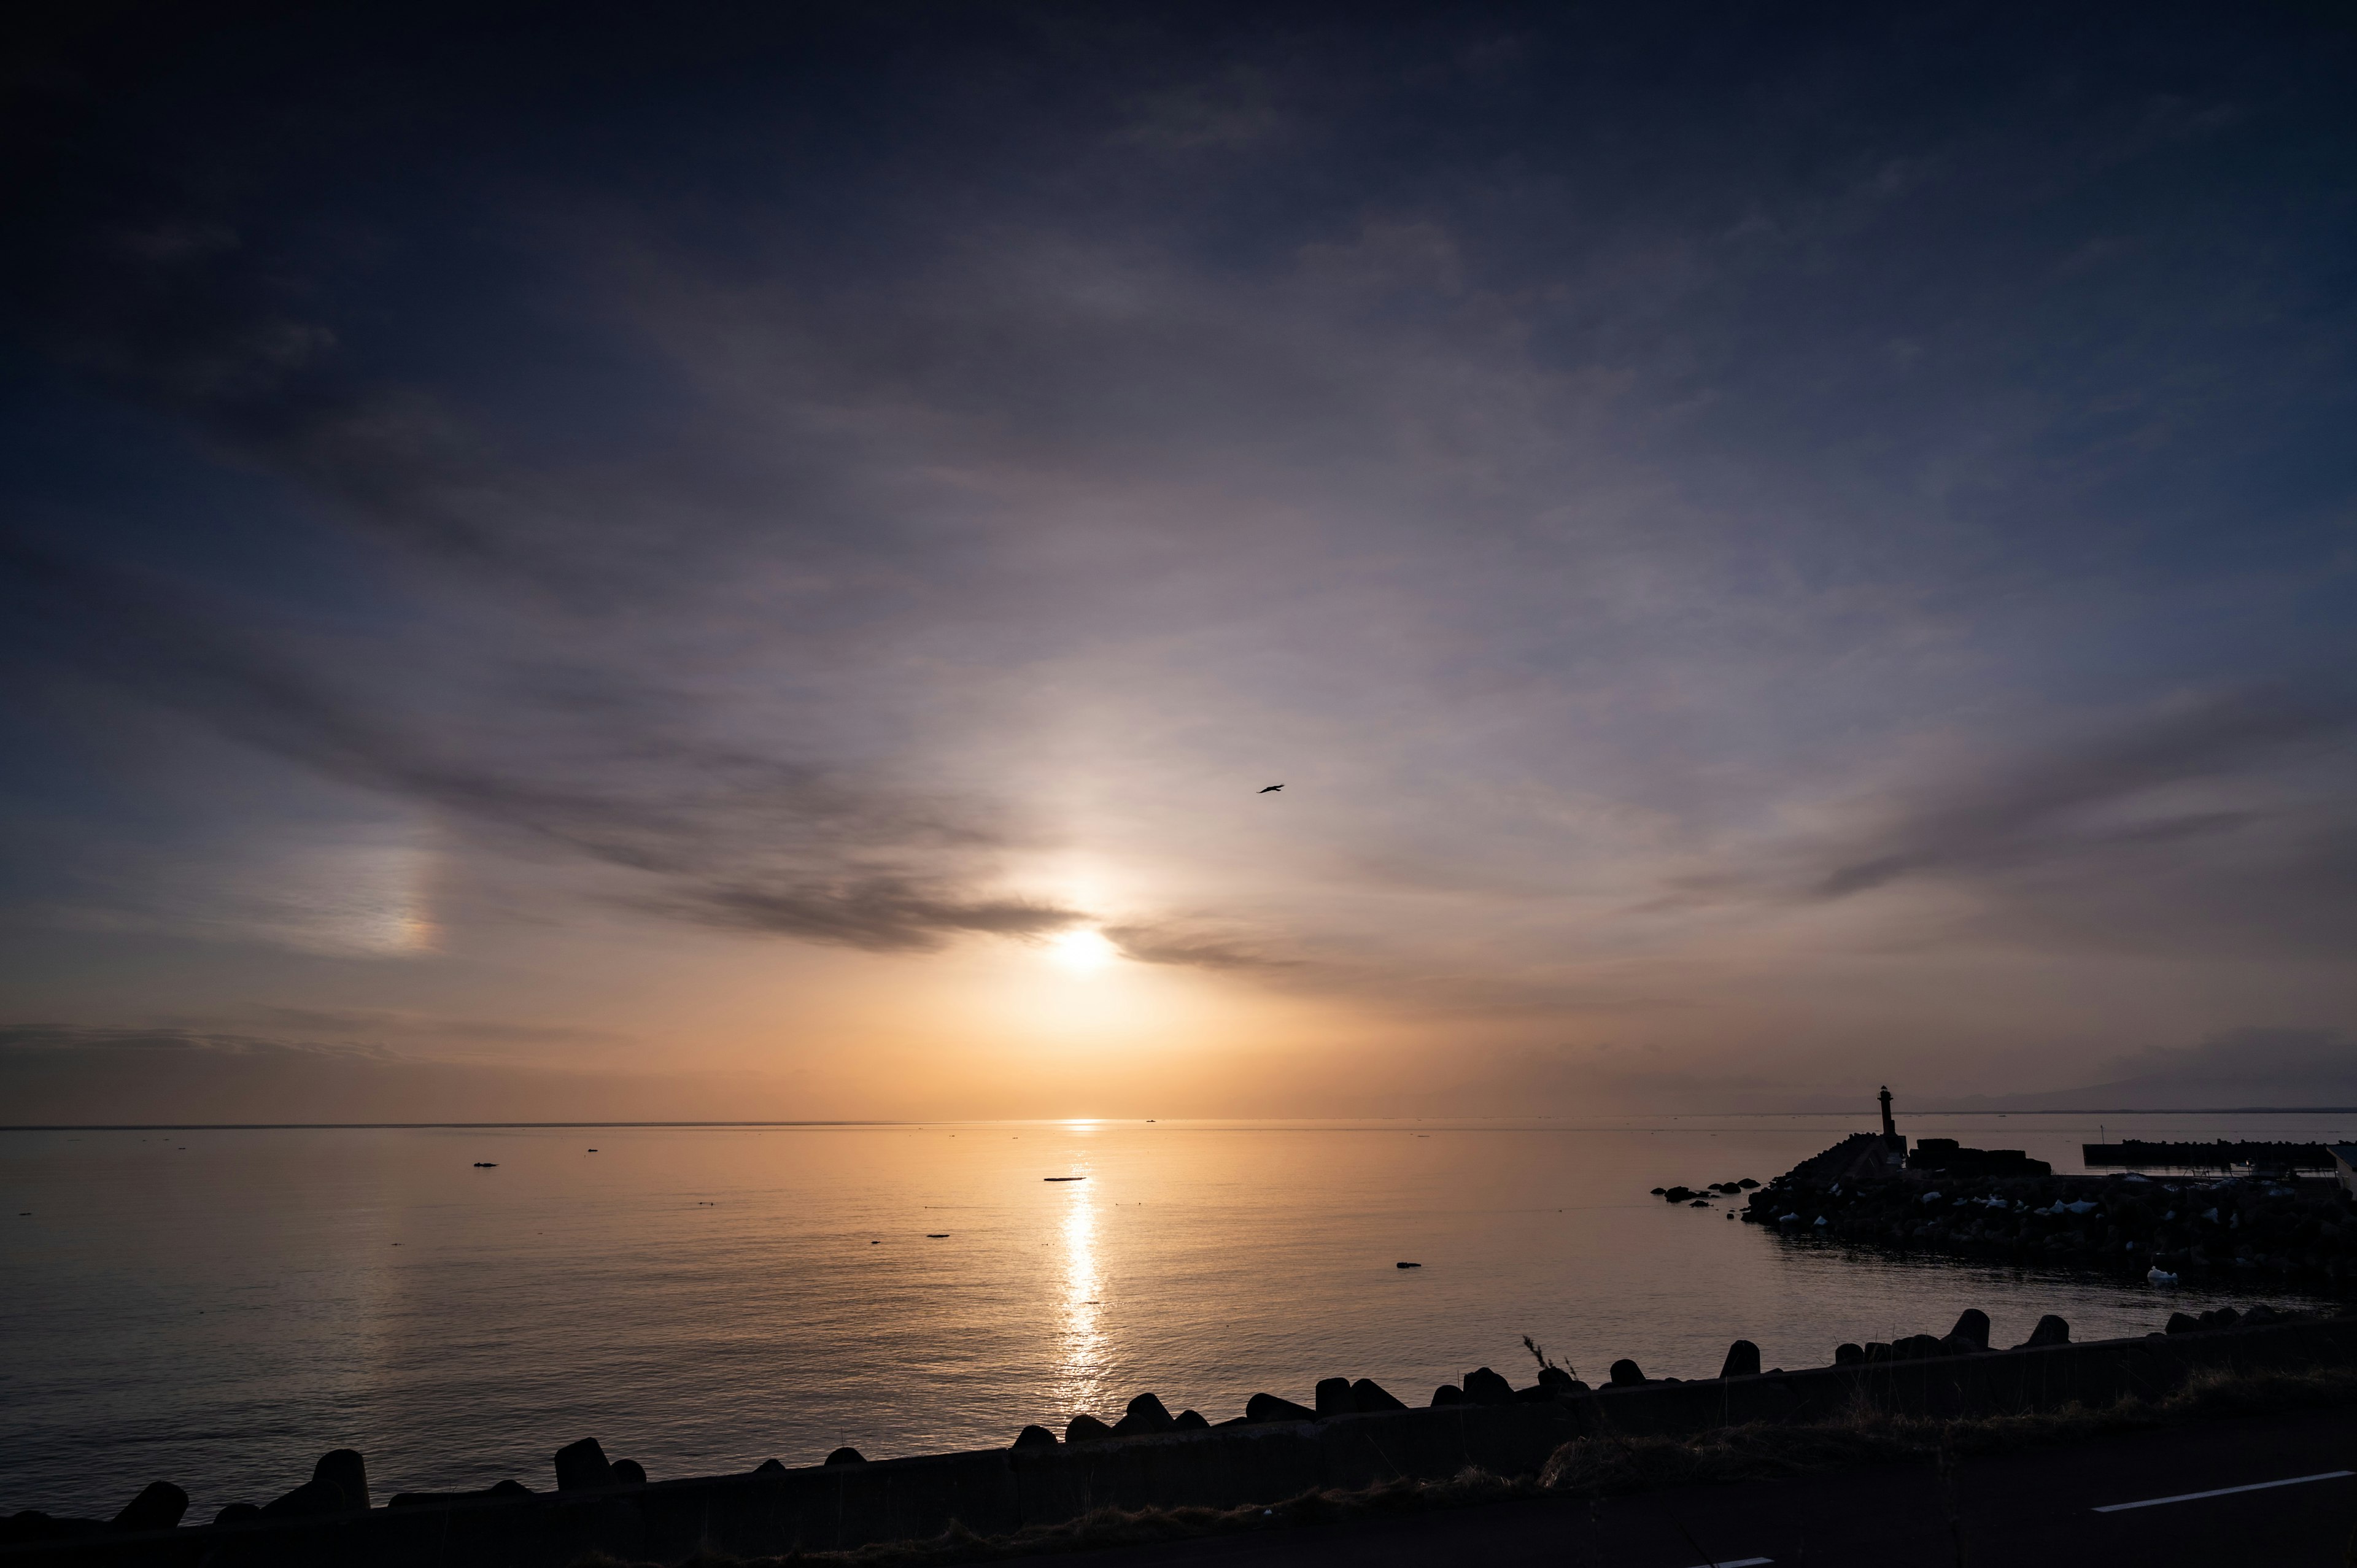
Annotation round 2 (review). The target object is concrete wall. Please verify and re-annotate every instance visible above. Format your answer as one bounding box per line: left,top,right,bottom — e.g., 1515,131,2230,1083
12,1314,2357,1568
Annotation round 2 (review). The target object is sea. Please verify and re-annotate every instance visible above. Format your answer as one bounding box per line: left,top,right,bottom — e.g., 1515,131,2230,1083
2,1113,2349,1518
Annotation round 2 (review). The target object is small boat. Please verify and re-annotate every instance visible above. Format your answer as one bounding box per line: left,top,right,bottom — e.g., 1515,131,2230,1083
1043,1176,1086,1182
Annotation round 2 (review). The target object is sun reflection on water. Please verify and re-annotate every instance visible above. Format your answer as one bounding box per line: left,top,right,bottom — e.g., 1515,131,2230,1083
1051,1176,1105,1418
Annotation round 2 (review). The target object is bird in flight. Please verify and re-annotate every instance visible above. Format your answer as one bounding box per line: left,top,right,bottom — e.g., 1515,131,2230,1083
1258,784,1284,793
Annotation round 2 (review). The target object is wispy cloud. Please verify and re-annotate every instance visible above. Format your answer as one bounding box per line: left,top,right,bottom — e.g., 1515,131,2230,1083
0,1024,395,1062
1808,687,2353,900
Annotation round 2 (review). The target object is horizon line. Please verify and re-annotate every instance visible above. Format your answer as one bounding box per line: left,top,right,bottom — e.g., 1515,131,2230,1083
6,1106,2357,1132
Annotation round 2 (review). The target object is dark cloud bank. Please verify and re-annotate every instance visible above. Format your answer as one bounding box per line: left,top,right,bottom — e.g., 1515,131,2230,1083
0,1025,829,1124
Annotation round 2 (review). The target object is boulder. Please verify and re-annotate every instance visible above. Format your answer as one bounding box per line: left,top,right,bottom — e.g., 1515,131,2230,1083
1174,1409,1209,1430
552,1437,617,1492
1126,1391,1175,1426
1430,1384,1464,1406
1314,1377,1355,1416
754,1459,788,1477
2022,1314,2070,1348
212,1505,262,1526
1351,1377,1408,1412
2245,1303,2283,1324
1607,1359,1646,1387
1890,1334,1945,1359
1862,1342,1892,1363
1011,1424,1059,1449
1719,1340,1761,1379
1535,1367,1579,1396
1948,1308,1991,1350
4,1513,106,1545
824,1447,865,1466
1113,1392,1177,1435
1663,1187,1695,1202
1066,1413,1117,1443
2165,1311,2202,1335
611,1460,647,1486
109,1483,187,1533
1245,1392,1317,1424
1461,1366,1517,1404
1937,1334,1978,1357
2199,1307,2242,1329
260,1478,348,1519
314,1449,370,1511
1833,1343,1865,1366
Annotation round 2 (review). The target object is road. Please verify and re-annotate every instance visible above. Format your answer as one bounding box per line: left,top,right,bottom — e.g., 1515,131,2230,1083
1045,1407,2357,1567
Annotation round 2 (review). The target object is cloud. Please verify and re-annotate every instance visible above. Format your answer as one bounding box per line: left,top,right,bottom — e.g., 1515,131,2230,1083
0,1022,841,1124
246,1007,632,1047
0,542,1091,955
1099,922,1294,971
0,1024,393,1062
685,878,1081,952
1809,687,2351,901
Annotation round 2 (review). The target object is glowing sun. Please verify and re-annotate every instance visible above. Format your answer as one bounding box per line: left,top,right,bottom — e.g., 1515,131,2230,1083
1047,928,1121,970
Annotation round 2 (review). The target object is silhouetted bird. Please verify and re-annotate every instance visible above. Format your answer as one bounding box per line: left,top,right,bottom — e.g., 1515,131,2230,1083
1258,784,1283,793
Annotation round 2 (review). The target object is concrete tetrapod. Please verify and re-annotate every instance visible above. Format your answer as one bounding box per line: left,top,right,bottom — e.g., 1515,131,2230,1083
109,1483,188,1534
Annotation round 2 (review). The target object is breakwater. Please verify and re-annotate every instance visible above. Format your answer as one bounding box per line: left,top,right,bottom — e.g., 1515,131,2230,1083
1738,1134,2357,1284
6,1310,2355,1568
2083,1140,2334,1170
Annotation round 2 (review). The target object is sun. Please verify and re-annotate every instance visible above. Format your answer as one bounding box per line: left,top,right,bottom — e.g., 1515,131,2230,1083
1047,928,1121,970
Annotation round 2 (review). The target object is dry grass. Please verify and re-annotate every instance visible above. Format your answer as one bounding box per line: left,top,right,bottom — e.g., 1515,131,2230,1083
572,1473,1540,1568
576,1365,2357,1568
1539,1364,2357,1497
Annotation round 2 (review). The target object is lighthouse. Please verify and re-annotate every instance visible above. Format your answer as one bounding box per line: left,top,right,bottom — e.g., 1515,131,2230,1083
1878,1084,1906,1160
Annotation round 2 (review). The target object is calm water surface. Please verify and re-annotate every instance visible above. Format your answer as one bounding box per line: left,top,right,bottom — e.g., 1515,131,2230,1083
2,1114,2348,1515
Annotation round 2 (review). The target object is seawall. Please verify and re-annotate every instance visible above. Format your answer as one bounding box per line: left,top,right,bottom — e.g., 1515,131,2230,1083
9,1312,2357,1568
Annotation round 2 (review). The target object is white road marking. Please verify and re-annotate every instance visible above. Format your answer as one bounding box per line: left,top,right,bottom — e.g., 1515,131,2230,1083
2093,1470,2354,1513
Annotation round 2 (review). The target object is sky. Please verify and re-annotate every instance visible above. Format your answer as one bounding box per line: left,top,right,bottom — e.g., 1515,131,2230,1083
2,1,2354,1121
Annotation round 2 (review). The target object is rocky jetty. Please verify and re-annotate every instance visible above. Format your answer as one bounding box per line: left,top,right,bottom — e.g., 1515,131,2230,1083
1741,1135,2357,1284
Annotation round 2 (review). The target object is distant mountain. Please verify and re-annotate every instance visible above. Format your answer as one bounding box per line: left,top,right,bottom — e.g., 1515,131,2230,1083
1936,1027,2357,1111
